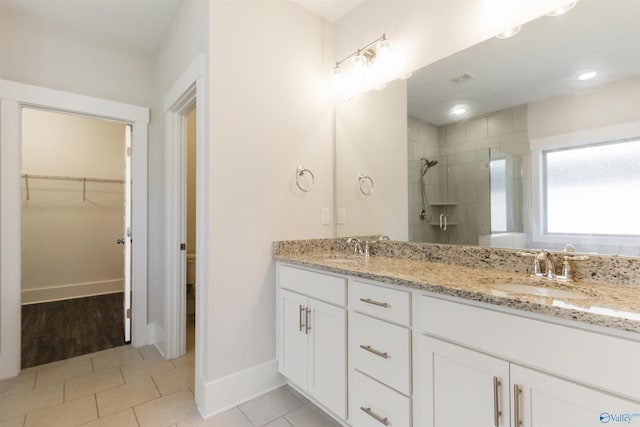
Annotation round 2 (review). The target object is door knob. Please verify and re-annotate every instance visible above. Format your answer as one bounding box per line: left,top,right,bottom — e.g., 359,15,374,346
117,238,126,245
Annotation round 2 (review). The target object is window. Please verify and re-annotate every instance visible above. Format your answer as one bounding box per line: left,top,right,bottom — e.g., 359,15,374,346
543,138,640,236
490,158,507,232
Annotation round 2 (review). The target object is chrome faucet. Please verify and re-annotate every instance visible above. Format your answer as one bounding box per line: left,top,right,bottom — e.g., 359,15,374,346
518,246,589,281
536,250,556,280
346,237,363,255
518,249,556,279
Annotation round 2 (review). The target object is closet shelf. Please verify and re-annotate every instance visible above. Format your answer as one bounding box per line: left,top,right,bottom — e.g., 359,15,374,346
22,174,125,201
21,174,124,184
429,202,458,206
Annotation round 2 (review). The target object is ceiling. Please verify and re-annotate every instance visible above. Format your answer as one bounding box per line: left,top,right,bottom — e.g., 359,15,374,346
407,0,640,126
289,0,364,22
0,0,184,51
0,0,362,51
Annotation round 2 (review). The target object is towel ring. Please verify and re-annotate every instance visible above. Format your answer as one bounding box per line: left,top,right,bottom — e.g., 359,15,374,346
358,174,374,196
296,166,315,192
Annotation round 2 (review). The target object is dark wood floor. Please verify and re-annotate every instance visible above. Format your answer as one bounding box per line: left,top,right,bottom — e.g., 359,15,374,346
21,292,125,368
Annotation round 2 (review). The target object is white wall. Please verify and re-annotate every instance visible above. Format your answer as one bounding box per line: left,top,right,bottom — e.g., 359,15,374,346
203,0,334,414
0,4,155,107
336,79,408,240
528,75,640,140
21,109,125,303
150,0,210,331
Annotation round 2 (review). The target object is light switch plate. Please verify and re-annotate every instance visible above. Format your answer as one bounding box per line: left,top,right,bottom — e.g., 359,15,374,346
321,208,331,225
338,208,346,224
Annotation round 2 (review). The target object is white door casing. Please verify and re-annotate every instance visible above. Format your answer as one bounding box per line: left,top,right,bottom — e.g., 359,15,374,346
124,124,133,342
0,79,149,379
162,53,207,412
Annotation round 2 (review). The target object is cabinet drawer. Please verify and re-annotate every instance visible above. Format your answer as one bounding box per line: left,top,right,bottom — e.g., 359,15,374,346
350,370,411,427
351,312,410,394
349,280,410,325
278,264,346,306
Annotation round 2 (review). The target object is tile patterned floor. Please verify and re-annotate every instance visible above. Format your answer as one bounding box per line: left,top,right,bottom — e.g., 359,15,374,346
0,320,341,427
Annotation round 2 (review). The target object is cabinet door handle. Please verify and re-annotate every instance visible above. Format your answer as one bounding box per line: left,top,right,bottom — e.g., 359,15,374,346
305,307,311,335
360,406,389,426
493,376,502,427
359,298,390,308
299,305,306,332
360,344,390,359
513,384,522,426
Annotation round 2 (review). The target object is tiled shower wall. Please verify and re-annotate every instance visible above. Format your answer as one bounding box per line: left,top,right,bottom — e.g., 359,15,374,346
408,105,529,245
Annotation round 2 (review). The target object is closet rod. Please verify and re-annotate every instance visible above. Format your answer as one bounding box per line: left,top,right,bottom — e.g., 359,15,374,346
21,174,125,184
22,174,125,201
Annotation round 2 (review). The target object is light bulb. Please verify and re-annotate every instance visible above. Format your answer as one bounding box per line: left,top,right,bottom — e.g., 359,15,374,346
450,105,468,116
377,38,391,63
353,52,367,70
332,66,343,89
547,2,577,16
496,25,521,39
577,71,597,81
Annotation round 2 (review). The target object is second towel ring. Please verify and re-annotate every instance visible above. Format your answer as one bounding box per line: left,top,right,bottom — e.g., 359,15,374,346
358,174,375,196
296,166,315,192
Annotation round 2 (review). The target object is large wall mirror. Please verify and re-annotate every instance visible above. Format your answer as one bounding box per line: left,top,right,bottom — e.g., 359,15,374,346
335,0,640,256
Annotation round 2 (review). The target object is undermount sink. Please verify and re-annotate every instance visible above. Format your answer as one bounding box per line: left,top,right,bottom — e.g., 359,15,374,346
323,254,361,264
492,283,589,300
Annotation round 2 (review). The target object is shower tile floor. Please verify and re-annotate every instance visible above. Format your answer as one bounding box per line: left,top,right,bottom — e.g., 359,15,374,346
2,315,341,426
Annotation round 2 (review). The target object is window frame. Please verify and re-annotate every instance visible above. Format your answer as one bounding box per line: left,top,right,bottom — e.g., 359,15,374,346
530,121,640,249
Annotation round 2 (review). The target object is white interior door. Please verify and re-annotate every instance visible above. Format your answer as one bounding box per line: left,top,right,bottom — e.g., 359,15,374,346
123,124,133,342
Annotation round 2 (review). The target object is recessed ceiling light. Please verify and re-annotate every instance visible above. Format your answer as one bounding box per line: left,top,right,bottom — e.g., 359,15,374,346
578,71,597,81
451,105,468,116
547,2,577,17
496,25,521,39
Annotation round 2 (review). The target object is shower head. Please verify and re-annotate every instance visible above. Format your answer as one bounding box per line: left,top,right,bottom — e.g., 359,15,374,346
421,158,439,176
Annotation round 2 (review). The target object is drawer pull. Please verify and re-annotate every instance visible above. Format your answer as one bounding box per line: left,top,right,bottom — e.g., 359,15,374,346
360,298,390,308
360,344,390,359
360,406,389,426
513,384,522,426
299,305,305,332
493,376,502,427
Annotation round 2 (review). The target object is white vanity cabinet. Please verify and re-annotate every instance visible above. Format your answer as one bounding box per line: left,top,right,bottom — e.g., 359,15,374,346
415,336,510,427
414,295,640,427
277,265,347,419
416,336,639,427
511,364,639,427
348,280,413,426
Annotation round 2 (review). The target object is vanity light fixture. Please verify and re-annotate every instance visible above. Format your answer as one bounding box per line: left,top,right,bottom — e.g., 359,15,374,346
333,33,390,79
547,2,577,16
496,25,521,39
577,71,597,81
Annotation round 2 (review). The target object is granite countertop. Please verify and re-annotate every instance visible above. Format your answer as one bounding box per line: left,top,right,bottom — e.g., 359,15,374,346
276,252,640,335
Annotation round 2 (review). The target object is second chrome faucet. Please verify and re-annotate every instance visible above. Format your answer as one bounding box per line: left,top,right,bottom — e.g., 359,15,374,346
518,246,588,281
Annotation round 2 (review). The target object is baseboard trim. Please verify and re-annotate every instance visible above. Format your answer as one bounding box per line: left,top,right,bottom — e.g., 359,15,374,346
21,279,123,304
147,321,166,353
198,359,285,418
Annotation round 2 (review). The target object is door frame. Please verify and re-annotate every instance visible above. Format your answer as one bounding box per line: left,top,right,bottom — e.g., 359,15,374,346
0,79,149,379
163,53,207,371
